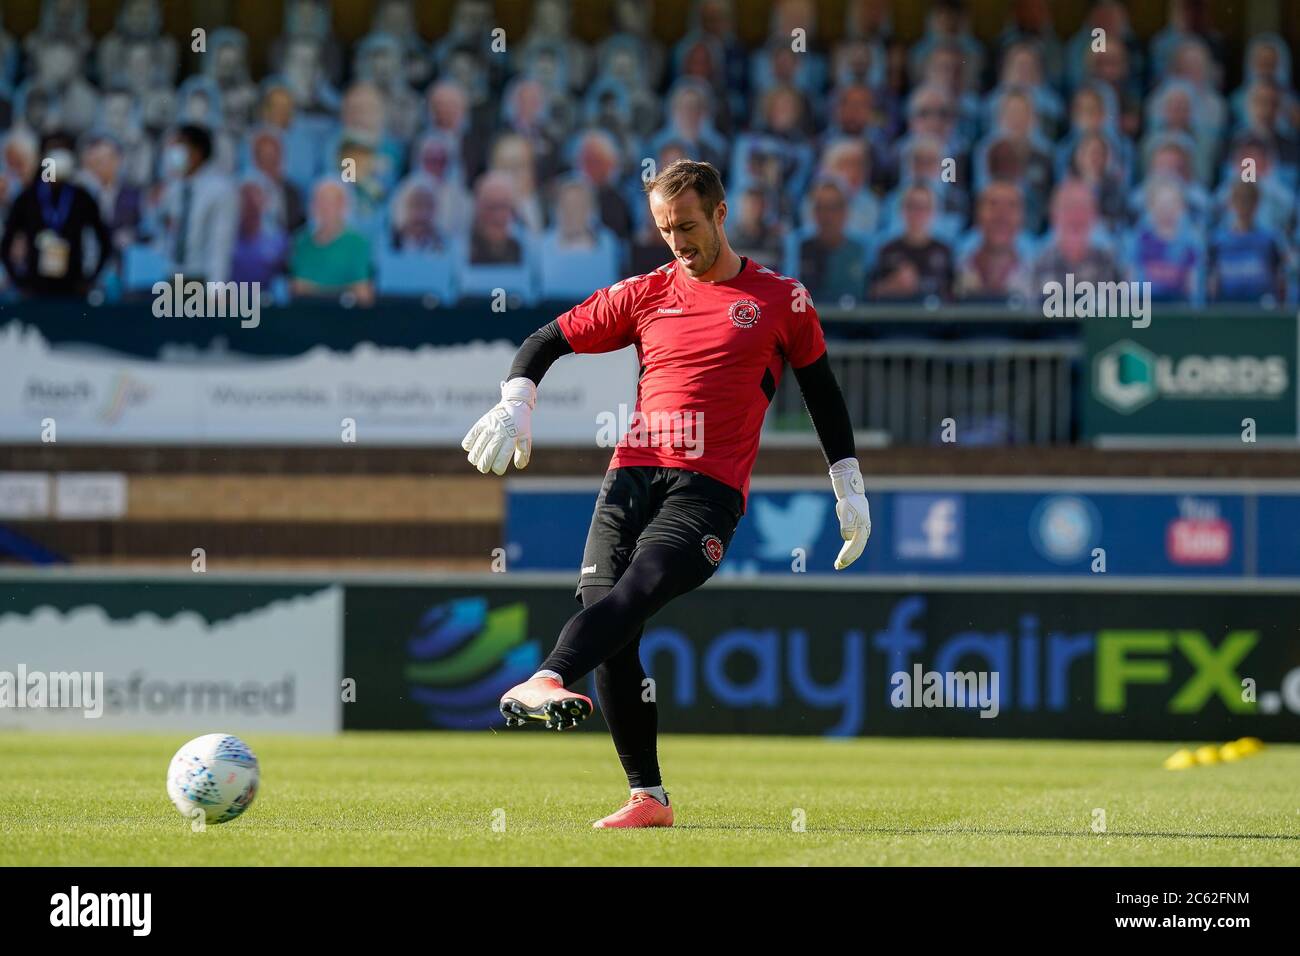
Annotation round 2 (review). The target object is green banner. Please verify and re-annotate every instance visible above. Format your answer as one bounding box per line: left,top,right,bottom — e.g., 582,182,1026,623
342,582,1300,741
1083,313,1298,441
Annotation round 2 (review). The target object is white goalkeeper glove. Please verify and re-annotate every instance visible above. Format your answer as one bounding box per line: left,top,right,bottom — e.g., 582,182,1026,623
830,457,871,570
462,377,535,475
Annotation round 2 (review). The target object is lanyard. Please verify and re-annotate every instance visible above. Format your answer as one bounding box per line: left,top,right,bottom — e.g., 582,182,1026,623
37,182,74,231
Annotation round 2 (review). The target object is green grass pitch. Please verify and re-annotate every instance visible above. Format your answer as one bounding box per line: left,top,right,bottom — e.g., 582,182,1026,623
2,732,1297,866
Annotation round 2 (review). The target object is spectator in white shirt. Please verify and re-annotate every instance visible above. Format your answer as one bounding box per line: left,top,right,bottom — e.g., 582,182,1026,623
161,124,237,283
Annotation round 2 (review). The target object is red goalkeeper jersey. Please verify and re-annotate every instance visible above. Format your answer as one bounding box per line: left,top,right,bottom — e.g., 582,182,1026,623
556,257,826,502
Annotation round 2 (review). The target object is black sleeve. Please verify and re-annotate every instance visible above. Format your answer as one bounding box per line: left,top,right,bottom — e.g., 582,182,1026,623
792,351,856,466
0,192,26,285
508,320,575,384
81,189,113,283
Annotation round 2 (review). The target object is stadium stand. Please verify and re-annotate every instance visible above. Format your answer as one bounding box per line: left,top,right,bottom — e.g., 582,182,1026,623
0,0,1298,569
0,0,1296,309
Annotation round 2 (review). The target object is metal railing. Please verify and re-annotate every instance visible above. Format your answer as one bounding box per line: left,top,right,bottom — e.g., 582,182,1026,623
770,340,1081,446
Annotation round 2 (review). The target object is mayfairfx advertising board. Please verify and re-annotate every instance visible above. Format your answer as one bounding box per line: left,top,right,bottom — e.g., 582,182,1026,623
0,578,342,734
6,574,1297,742
1083,312,1298,442
342,580,1300,741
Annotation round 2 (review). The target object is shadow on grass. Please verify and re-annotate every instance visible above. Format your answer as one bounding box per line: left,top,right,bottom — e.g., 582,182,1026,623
674,824,1300,840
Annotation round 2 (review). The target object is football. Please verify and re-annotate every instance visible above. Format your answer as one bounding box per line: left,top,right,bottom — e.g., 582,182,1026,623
165,734,260,825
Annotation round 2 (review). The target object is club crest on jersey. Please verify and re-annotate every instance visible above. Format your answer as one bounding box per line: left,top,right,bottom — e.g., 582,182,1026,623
728,298,761,329
702,534,725,565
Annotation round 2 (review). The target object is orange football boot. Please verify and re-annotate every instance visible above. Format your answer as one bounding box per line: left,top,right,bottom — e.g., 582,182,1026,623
499,676,592,731
592,791,674,829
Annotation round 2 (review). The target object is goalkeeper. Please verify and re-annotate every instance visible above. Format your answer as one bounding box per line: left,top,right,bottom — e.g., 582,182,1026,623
461,160,870,829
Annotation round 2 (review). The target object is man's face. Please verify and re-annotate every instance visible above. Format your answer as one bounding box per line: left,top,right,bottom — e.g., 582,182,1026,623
1162,90,1192,128
1006,48,1038,86
836,86,873,133
122,0,156,35
309,189,340,234
911,93,952,137
1077,136,1107,176
406,188,436,233
579,139,615,184
377,1,413,35
979,184,1022,245
828,148,866,190
1174,44,1208,85
431,86,465,128
215,45,243,83
684,42,716,80
1149,187,1182,231
606,47,637,85
1150,146,1187,180
1094,46,1126,83
447,53,481,95
928,50,963,91
649,187,723,277
124,45,152,90
455,0,491,33
513,81,543,123
38,42,78,87
186,92,212,122
1000,96,1032,137
1053,187,1096,249
1093,2,1124,34
285,42,320,97
1073,92,1103,130
264,88,293,126
1230,186,1259,223
103,94,132,132
1251,43,1279,79
557,184,592,234
700,0,727,33
477,184,514,236
253,135,281,174
909,144,940,181
766,88,802,133
902,188,934,235
1249,85,1280,127
3,142,32,176
368,47,401,86
812,186,847,238
84,142,119,182
344,86,383,130
312,183,345,231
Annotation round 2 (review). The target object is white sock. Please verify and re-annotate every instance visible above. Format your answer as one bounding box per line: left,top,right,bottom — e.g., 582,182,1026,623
532,670,563,683
632,786,668,806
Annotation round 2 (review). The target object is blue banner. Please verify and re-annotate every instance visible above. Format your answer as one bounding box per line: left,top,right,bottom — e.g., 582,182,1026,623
506,482,1300,578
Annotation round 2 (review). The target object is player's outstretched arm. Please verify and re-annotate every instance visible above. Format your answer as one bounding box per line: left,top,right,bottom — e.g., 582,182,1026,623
791,352,872,569
461,321,574,475
462,377,536,475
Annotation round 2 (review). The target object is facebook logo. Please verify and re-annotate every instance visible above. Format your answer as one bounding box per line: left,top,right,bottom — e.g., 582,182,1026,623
894,494,963,561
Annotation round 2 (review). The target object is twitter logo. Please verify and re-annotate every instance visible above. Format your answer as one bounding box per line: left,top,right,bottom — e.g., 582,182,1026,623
751,493,831,561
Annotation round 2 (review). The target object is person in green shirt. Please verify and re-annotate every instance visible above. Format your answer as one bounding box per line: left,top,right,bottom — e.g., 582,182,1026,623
797,178,869,306
290,179,375,306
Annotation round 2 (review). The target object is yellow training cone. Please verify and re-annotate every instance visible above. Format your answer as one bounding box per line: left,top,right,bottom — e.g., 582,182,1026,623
1235,737,1264,755
1219,742,1243,761
1194,745,1221,765
1163,748,1196,770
